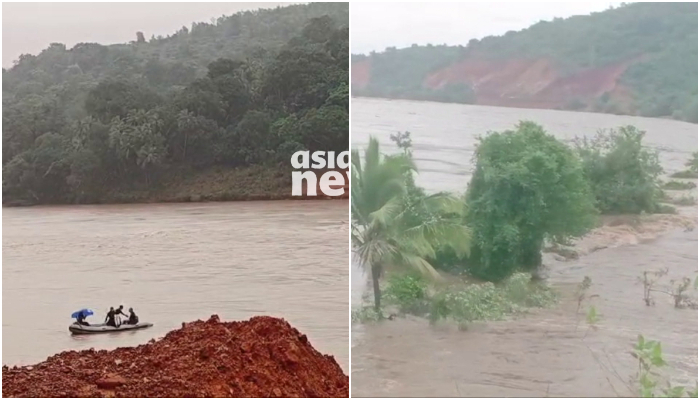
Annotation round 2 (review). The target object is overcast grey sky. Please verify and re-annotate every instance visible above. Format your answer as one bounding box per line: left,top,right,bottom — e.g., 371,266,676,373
2,2,294,67
351,2,622,54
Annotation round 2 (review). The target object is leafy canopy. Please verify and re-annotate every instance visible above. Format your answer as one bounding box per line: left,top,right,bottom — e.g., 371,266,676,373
466,121,597,281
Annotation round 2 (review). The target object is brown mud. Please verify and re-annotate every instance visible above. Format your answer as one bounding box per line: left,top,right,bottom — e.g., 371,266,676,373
351,56,641,114
2,316,349,398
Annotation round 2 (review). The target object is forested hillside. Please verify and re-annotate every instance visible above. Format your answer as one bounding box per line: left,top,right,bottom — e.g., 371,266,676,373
3,3,348,205
352,2,697,122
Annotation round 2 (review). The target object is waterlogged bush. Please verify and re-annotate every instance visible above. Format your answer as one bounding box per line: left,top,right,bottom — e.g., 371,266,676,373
384,274,429,314
467,121,597,282
671,152,698,179
662,180,697,191
502,272,557,308
428,273,557,326
575,126,664,214
351,306,384,323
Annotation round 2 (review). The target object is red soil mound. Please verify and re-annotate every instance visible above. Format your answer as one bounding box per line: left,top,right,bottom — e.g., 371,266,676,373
2,315,348,398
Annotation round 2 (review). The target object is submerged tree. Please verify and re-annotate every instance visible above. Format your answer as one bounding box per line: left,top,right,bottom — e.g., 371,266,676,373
466,121,597,282
352,137,471,311
574,126,664,214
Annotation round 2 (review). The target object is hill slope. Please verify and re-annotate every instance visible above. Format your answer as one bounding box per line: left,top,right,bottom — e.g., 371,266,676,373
351,2,697,122
3,3,349,205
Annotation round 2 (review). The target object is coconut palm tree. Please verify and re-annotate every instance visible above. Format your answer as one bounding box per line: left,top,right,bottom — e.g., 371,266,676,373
351,137,471,311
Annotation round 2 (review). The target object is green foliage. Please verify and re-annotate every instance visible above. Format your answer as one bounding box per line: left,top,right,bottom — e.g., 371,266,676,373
426,273,557,326
2,4,348,205
671,153,699,178
585,305,601,326
351,306,384,323
631,335,696,398
575,126,664,214
384,274,428,314
466,121,597,281
662,181,697,191
352,137,471,310
352,3,697,122
670,170,698,179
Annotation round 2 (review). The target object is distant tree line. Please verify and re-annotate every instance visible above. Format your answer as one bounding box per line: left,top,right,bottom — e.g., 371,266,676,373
2,3,349,204
352,2,698,123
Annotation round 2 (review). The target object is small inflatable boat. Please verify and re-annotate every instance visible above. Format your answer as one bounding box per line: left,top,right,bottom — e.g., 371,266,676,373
69,322,153,335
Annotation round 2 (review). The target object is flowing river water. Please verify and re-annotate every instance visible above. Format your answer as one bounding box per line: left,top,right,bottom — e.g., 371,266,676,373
3,200,349,372
351,98,698,397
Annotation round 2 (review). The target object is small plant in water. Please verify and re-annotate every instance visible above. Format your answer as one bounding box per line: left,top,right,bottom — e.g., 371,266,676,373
576,276,593,312
639,268,669,306
384,274,429,315
585,305,601,329
631,335,696,398
669,277,693,309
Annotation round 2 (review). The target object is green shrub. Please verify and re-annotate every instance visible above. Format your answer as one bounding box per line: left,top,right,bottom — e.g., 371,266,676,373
351,306,384,323
502,273,557,307
466,122,597,282
427,273,557,326
384,274,429,314
575,126,664,214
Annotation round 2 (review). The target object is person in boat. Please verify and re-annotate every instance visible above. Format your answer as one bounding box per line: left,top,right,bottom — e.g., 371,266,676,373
76,311,90,326
127,308,139,325
105,307,117,327
114,305,128,326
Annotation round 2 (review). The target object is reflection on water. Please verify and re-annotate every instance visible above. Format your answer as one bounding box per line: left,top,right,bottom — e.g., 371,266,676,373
351,98,698,397
3,201,349,372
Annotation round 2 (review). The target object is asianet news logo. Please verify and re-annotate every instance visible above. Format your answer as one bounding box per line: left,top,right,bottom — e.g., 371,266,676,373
291,151,349,197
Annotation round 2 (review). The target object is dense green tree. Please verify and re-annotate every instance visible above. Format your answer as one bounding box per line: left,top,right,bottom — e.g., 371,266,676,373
466,122,597,281
2,3,348,205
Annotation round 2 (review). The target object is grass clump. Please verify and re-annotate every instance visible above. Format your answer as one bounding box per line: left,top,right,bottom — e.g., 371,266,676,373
427,273,557,328
351,306,384,323
661,181,697,190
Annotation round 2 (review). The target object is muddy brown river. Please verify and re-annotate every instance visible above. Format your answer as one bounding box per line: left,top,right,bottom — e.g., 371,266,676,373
3,201,349,372
351,98,698,397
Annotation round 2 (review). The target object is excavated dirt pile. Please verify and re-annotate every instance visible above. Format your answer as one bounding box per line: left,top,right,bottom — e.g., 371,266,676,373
2,315,349,398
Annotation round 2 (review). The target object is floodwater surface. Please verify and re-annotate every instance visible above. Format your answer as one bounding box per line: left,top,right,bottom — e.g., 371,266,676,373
351,98,698,397
3,201,349,372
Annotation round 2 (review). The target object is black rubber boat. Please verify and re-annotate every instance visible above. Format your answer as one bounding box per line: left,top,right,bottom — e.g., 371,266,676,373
69,322,153,335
